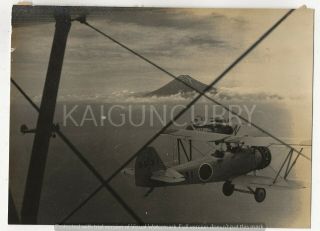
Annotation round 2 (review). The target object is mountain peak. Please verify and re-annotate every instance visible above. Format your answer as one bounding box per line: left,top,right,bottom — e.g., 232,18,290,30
146,75,215,97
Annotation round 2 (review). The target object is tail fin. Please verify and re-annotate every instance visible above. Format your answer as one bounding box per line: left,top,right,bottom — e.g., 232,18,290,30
135,146,166,187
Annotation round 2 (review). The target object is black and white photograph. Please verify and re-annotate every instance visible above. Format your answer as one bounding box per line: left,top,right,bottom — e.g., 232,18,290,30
7,4,314,228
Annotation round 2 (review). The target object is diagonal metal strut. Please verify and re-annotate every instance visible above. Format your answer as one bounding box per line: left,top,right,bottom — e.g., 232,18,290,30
11,79,143,224
20,12,71,224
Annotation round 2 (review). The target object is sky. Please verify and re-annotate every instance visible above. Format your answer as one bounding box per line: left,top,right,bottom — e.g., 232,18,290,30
8,7,314,227
11,7,313,102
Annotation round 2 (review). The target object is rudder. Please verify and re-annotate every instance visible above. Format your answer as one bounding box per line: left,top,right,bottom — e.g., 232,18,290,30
135,146,166,187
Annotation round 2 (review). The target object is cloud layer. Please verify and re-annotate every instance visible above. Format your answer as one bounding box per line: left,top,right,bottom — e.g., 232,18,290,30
11,7,313,105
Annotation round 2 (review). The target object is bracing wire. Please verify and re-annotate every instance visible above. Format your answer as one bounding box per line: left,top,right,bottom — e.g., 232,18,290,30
58,9,296,223
75,10,308,160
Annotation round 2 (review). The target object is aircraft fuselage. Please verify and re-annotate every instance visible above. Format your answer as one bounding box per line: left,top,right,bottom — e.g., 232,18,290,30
139,146,271,188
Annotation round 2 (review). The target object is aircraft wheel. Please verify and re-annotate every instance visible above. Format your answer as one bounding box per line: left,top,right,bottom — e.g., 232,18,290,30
254,188,266,203
222,182,234,196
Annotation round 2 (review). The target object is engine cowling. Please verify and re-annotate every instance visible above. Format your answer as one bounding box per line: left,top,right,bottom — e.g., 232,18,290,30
253,146,272,170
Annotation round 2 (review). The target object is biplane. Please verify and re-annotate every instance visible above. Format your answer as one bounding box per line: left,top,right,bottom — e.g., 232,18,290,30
185,116,240,135
122,126,311,203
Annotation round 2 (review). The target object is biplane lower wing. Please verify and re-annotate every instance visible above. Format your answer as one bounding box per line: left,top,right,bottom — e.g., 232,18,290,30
122,167,185,183
231,175,307,190
151,168,185,183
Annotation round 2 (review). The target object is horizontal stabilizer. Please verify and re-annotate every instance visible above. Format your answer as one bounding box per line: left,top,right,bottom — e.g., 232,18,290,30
231,175,308,190
121,168,135,176
151,168,185,183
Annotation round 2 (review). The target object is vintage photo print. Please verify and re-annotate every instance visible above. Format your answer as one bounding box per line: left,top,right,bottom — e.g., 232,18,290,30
9,5,313,228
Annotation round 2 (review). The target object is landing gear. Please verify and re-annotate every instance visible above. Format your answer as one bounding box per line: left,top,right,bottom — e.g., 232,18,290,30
222,182,234,196
254,188,266,203
222,183,266,203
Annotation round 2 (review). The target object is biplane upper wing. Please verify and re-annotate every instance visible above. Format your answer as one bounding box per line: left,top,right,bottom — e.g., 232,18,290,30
163,129,312,147
237,137,312,147
151,168,185,183
268,138,312,147
162,129,232,142
231,175,308,190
